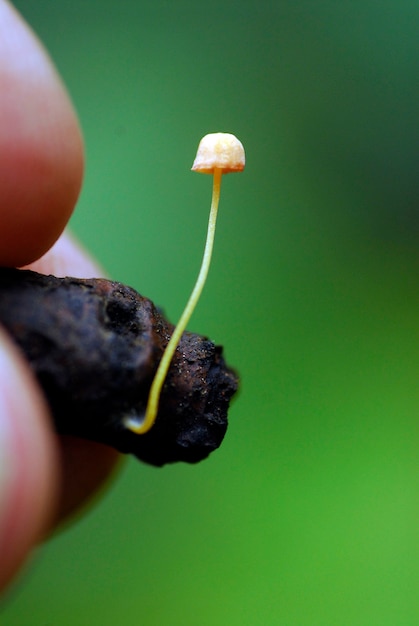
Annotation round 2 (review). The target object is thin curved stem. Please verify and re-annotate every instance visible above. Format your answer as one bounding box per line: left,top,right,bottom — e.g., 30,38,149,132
127,167,223,434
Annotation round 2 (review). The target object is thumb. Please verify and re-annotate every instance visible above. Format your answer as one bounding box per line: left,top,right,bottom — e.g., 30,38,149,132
0,0,84,267
0,328,58,593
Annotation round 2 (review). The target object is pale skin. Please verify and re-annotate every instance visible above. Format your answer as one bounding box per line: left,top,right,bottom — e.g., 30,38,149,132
0,1,119,593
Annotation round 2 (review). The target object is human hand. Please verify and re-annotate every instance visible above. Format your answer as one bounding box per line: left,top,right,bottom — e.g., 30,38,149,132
0,1,120,592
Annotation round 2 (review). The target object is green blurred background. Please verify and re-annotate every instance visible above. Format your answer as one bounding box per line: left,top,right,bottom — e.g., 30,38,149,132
2,1,419,624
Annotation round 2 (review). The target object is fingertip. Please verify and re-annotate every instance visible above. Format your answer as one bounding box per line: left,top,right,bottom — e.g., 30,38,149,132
0,1,84,267
23,232,121,527
53,436,121,527
25,230,106,279
0,328,58,593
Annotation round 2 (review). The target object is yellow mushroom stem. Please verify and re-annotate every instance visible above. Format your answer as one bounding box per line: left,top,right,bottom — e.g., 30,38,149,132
128,167,223,434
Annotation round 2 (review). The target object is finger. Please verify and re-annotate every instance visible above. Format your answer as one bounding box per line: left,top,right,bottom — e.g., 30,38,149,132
25,232,122,526
0,328,58,593
24,230,106,279
0,1,84,267
53,436,121,527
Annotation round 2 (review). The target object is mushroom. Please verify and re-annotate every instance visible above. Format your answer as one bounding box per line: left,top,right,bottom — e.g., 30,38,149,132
125,132,245,435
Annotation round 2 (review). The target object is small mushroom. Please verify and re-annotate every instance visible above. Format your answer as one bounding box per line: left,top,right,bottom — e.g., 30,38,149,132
125,132,245,435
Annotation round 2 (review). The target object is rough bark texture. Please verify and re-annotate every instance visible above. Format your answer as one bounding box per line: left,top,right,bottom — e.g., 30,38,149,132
0,269,238,466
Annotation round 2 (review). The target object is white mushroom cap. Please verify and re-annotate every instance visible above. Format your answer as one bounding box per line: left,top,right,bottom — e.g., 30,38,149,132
191,132,245,174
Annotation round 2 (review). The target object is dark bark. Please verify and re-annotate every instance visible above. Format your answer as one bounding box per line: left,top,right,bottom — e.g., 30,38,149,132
0,269,238,466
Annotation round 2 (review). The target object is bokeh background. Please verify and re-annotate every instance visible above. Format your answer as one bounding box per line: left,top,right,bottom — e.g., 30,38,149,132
2,1,419,624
